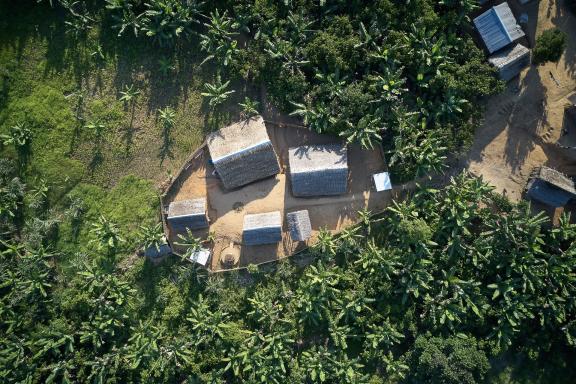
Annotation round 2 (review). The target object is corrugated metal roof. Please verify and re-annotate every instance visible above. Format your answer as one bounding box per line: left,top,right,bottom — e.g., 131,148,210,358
488,44,530,81
474,2,525,53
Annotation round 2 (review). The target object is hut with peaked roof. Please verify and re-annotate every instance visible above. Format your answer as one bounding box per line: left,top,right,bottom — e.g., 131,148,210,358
287,210,312,242
243,211,282,246
207,115,280,190
474,2,525,54
288,144,348,197
489,44,530,81
525,166,576,207
167,198,209,232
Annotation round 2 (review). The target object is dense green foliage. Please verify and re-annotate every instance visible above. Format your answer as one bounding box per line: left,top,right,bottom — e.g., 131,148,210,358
2,170,576,383
36,0,503,181
533,28,567,64
2,1,575,383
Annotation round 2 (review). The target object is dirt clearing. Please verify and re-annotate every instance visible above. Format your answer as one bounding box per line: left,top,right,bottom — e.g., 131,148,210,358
466,0,576,201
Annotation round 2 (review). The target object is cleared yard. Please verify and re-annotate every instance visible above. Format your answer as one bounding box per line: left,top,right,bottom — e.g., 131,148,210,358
163,122,391,271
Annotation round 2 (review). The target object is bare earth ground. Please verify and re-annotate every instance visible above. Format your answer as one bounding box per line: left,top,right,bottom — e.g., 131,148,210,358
165,123,391,271
466,0,576,201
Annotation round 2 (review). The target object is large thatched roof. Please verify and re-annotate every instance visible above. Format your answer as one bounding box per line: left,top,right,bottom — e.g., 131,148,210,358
287,210,312,242
167,198,209,231
207,115,280,190
289,144,348,197
526,166,576,207
243,211,282,245
488,44,530,81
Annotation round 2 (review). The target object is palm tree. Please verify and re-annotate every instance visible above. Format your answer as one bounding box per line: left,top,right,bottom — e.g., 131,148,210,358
138,222,166,253
239,97,260,119
199,9,240,67
1,122,32,164
119,84,140,106
201,76,235,110
90,215,124,259
289,101,334,134
339,115,383,149
85,120,107,141
157,106,176,130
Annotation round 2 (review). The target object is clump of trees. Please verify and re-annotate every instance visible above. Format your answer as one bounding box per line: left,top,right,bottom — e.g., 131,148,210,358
39,0,503,181
533,28,567,64
2,171,576,382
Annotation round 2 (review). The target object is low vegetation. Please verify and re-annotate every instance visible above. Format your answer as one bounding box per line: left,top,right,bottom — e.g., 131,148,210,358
533,28,567,64
2,172,576,382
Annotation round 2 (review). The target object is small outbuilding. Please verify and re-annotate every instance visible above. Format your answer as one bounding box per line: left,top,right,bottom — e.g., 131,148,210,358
474,2,525,54
288,144,348,197
488,44,530,81
525,166,576,207
243,211,282,246
167,198,209,232
207,115,281,190
287,210,312,242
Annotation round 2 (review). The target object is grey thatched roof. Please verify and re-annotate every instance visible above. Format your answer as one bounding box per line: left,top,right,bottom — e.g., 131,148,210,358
526,166,576,207
289,144,348,197
474,2,525,53
167,198,209,231
287,210,312,241
243,211,282,245
488,44,530,81
207,115,280,190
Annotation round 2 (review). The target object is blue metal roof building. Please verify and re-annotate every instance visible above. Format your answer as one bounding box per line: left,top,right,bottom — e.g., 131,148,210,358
474,2,525,54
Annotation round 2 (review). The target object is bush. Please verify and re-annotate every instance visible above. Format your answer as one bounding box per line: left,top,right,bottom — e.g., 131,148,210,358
533,28,567,64
403,335,490,384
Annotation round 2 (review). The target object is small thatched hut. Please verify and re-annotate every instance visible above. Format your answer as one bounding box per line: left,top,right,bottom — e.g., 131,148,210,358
288,144,348,197
488,44,530,81
207,115,280,190
525,166,576,207
287,210,312,242
474,2,525,54
243,211,282,246
167,198,209,232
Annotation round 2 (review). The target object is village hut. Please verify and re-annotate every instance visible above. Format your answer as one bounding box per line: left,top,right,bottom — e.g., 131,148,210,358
167,198,209,232
288,144,348,197
474,2,525,54
287,210,312,242
525,166,576,207
243,211,282,246
207,115,280,190
488,44,530,81
144,243,172,259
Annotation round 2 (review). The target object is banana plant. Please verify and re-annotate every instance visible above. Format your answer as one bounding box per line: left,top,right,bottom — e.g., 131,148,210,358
201,76,235,110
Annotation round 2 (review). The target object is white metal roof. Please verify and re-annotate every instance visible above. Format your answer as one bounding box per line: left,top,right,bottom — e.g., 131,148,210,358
373,172,392,192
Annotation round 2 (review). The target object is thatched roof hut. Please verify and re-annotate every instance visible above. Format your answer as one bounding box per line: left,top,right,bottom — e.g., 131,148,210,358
207,115,280,190
526,166,576,207
167,198,209,232
287,210,312,242
488,44,530,81
243,211,282,245
288,144,348,197
474,2,525,53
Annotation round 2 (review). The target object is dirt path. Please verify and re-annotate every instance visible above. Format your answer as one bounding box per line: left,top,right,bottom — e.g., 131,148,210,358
464,0,576,201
